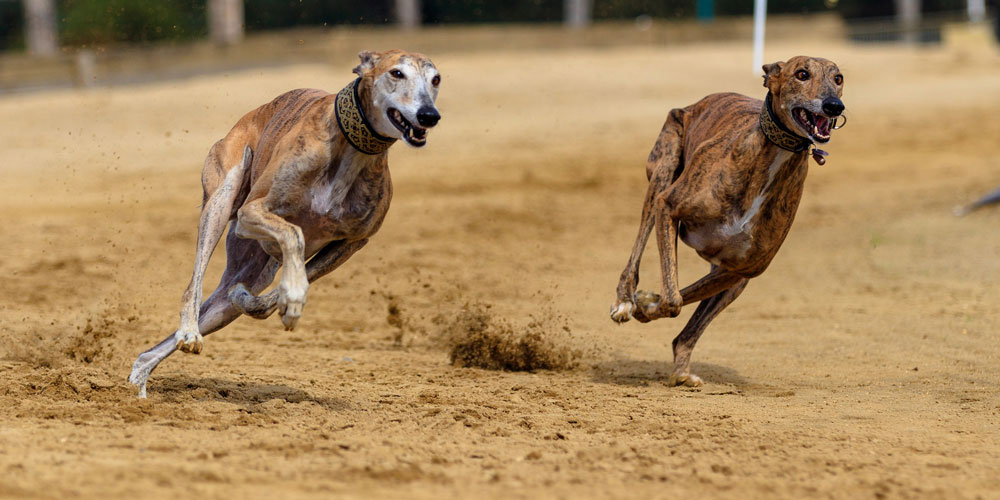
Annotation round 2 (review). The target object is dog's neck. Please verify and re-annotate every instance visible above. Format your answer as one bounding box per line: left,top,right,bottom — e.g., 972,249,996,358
759,93,812,154
335,78,396,155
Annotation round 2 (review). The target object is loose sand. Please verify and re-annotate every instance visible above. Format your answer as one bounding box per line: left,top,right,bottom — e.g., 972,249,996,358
1,34,999,499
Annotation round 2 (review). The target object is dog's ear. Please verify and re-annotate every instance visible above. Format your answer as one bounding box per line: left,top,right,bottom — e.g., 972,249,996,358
353,51,380,76
762,61,784,90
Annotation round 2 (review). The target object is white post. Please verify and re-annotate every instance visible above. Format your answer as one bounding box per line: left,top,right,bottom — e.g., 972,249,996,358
564,0,592,29
752,0,766,74
395,0,421,29
208,0,244,46
895,0,921,43
23,0,58,57
967,0,986,23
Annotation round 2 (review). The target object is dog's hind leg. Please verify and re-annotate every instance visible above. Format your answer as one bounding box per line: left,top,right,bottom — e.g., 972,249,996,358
611,108,685,323
172,145,252,354
129,226,277,397
631,263,746,321
230,238,369,319
667,277,749,387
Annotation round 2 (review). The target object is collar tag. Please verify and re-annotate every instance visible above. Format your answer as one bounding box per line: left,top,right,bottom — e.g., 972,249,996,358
811,147,829,166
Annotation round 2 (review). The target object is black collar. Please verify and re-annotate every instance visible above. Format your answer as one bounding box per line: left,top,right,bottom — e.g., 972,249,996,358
759,92,812,153
335,78,396,155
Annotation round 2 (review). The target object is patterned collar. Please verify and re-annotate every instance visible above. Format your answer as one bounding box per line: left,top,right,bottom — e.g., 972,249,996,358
759,92,812,153
335,78,396,155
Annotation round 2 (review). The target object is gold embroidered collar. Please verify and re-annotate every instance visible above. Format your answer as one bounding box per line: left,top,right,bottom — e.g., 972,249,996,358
759,92,812,153
335,78,396,155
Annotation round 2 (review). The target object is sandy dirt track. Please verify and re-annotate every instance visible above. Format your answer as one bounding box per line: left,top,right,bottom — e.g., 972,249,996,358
2,33,1000,499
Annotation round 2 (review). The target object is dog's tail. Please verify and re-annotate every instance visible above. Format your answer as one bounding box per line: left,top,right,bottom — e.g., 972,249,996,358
955,185,1000,216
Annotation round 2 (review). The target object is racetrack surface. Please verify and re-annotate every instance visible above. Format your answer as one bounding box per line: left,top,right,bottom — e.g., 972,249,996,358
2,35,1000,499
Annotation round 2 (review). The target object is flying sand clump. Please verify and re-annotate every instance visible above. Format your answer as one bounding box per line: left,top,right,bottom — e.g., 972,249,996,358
443,303,579,371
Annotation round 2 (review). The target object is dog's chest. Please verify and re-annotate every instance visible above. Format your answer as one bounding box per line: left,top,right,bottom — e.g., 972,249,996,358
308,150,381,213
296,151,388,246
681,150,803,264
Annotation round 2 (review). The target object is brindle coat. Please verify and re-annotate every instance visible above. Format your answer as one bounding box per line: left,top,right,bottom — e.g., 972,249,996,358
129,50,441,397
610,56,846,387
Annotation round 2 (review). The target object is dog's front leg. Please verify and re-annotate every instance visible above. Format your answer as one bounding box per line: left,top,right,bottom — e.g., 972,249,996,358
610,181,658,323
611,108,685,324
632,194,684,322
229,238,368,319
235,200,308,330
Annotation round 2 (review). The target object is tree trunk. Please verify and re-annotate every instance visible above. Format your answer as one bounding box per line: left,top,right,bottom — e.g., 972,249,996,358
23,0,58,57
209,0,244,46
395,0,421,30
894,0,921,43
967,0,986,23
564,0,592,29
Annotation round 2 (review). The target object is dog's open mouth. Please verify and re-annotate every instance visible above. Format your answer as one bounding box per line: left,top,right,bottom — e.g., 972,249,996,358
792,107,833,143
387,108,427,147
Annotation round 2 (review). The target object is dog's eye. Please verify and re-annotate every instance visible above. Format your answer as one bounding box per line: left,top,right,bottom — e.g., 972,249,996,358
389,69,405,79
834,74,844,85
431,75,441,86
795,70,810,81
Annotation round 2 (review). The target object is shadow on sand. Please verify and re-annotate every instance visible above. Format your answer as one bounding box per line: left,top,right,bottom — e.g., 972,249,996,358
590,357,751,388
152,375,350,411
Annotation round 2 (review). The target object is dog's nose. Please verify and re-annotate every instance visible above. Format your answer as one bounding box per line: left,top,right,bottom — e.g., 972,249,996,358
416,106,440,127
822,97,845,117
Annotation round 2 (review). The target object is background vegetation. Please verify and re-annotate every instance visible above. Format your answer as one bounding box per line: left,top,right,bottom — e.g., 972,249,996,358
0,0,983,51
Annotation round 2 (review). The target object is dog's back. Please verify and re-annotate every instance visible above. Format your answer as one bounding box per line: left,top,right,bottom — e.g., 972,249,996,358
201,88,332,211
681,93,760,150
646,93,761,182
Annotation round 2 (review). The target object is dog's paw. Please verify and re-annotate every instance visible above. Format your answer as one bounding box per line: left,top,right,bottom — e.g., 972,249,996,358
280,302,302,331
610,301,635,323
634,290,661,309
229,283,278,319
634,290,683,319
174,329,204,354
667,373,703,388
631,290,662,322
277,283,307,331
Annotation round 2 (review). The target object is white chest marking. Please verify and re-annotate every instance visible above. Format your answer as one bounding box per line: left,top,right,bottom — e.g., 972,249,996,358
720,149,792,238
310,149,373,215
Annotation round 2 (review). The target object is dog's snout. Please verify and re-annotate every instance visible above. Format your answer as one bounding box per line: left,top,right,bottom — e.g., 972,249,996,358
416,106,440,127
822,97,845,117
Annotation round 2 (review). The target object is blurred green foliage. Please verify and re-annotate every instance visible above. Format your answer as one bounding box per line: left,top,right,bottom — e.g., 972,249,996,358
0,0,988,51
244,1,391,29
836,0,968,18
58,0,206,45
0,1,25,50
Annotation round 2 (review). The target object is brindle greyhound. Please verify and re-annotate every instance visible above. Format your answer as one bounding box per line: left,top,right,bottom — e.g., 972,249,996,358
610,56,846,387
129,50,441,397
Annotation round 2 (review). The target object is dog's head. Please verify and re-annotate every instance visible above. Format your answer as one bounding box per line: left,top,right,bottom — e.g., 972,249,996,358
353,49,441,148
762,56,845,144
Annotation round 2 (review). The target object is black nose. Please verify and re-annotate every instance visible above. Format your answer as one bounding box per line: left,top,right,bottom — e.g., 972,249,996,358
416,106,440,127
822,97,845,117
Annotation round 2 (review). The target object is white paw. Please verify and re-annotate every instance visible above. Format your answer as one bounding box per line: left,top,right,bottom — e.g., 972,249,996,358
278,283,307,331
610,301,635,323
173,329,204,354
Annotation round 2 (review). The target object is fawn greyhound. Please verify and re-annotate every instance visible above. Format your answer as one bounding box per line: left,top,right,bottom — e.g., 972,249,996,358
129,50,441,397
610,56,846,387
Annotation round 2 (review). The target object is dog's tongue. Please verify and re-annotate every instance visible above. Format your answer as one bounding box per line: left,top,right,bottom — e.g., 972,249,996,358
816,116,830,136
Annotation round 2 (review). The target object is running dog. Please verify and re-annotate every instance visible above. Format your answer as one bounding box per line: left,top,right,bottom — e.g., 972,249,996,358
129,49,441,397
610,56,846,387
